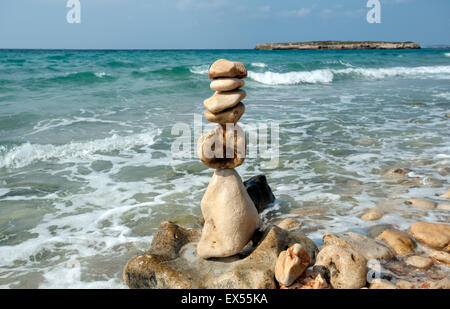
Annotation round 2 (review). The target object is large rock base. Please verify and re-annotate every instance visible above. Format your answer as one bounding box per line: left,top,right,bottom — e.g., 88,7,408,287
123,221,318,289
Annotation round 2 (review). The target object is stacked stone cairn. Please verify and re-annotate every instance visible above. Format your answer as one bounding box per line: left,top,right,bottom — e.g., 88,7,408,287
197,59,260,259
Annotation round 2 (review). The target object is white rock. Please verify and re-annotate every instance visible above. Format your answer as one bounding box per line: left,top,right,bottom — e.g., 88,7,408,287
197,169,260,258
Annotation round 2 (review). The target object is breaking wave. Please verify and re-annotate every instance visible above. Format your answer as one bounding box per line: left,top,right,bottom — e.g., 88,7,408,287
0,130,160,169
247,65,450,85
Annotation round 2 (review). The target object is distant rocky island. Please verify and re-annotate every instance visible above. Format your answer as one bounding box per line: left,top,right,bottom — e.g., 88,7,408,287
255,41,421,50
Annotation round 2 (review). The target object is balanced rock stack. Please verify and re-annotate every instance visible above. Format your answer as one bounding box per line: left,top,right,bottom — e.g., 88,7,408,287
197,59,260,259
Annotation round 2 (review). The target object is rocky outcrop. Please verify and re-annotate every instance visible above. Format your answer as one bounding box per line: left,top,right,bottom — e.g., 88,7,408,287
255,41,421,50
123,222,318,289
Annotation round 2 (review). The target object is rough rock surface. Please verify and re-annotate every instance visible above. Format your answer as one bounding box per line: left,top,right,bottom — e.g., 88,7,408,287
369,279,399,289
280,269,329,289
197,125,246,169
428,249,450,266
322,232,395,261
243,175,276,212
276,218,300,230
123,222,318,289
314,245,367,289
208,59,247,80
376,229,416,256
197,169,259,258
275,244,311,286
410,222,450,252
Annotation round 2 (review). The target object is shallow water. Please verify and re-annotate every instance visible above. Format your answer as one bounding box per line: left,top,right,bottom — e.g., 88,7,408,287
0,49,449,288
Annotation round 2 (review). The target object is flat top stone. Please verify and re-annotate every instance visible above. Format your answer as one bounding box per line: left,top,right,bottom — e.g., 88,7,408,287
209,59,247,80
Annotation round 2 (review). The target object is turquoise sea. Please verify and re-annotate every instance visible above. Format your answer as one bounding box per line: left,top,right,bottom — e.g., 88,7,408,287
0,49,449,288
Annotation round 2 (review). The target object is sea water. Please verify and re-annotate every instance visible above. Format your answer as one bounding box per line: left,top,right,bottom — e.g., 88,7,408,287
0,49,449,288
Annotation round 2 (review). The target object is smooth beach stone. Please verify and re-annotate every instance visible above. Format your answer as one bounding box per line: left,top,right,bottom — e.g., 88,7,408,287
243,175,276,213
369,279,399,289
361,210,384,221
383,168,411,178
405,199,436,210
366,224,395,238
376,229,416,256
437,203,450,210
208,59,247,80
405,256,433,269
277,218,300,230
204,102,245,125
203,89,246,114
280,269,329,289
197,125,246,169
275,244,311,287
210,78,245,92
438,167,450,176
322,232,395,261
428,249,450,266
410,222,450,252
314,245,367,289
197,169,260,259
440,189,450,199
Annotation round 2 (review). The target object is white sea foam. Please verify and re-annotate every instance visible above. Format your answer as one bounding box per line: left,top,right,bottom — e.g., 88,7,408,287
0,129,160,169
251,62,267,68
189,64,209,75
94,72,107,78
246,65,450,85
248,69,334,85
445,53,450,57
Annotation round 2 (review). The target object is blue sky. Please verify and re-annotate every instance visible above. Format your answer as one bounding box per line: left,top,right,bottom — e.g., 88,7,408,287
0,0,449,49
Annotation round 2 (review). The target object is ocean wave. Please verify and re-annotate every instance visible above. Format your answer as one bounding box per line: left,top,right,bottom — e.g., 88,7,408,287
248,69,334,85
247,65,450,85
189,64,209,75
251,62,267,68
0,130,160,169
445,53,450,57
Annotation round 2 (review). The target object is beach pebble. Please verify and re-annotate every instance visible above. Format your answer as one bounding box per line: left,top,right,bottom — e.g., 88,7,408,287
405,199,436,210
197,125,246,169
369,279,399,289
210,78,245,92
376,229,416,256
314,245,367,289
405,256,433,269
203,89,246,114
438,167,450,176
361,210,384,221
410,222,450,252
322,232,395,261
366,224,395,238
208,59,247,80
440,189,450,199
204,102,245,125
276,218,300,230
428,249,450,266
383,168,411,178
275,244,311,287
280,269,329,289
437,203,450,210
